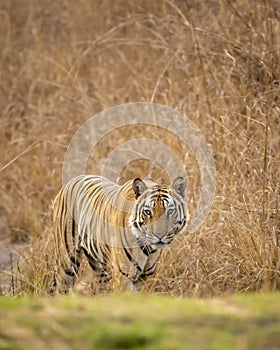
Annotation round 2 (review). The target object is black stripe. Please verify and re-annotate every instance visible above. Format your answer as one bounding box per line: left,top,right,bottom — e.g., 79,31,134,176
71,217,76,247
123,246,133,262
178,203,184,219
64,226,71,258
116,260,129,277
81,246,95,262
144,259,158,273
142,246,150,256
149,194,158,200
142,245,158,255
159,194,171,200
122,246,142,272
152,186,168,192
70,256,80,268
65,268,76,277
141,271,155,277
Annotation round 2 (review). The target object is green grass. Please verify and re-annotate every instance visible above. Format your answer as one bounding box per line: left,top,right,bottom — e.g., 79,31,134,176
1,293,280,350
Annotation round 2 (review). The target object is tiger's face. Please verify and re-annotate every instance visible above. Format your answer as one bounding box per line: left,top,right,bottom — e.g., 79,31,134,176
129,177,189,248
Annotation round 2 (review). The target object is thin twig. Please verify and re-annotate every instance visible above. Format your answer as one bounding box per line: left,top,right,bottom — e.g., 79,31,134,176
0,141,41,175
10,252,14,297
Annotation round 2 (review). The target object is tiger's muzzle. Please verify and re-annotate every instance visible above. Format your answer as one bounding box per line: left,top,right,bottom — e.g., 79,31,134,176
147,230,176,246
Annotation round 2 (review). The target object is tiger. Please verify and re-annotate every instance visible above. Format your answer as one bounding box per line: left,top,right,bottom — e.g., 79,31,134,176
52,175,189,293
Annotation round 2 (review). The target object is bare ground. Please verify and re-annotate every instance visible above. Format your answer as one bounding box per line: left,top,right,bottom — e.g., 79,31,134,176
0,210,28,295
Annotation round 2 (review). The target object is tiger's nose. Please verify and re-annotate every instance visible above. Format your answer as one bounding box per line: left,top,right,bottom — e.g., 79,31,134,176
156,232,168,239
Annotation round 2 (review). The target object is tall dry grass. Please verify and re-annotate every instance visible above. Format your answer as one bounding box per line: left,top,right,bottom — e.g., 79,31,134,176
0,0,279,296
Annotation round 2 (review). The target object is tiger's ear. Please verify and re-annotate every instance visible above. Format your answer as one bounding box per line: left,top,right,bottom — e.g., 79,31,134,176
132,178,147,199
172,177,186,198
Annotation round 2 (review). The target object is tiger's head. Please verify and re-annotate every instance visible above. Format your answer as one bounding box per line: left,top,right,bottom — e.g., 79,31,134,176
129,177,189,248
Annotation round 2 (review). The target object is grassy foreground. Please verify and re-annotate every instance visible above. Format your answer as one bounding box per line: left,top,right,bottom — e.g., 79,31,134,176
0,293,280,350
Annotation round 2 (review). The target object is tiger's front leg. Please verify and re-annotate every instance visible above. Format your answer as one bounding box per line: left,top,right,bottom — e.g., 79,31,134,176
51,250,81,295
94,266,113,293
112,271,140,292
119,249,162,292
112,259,145,292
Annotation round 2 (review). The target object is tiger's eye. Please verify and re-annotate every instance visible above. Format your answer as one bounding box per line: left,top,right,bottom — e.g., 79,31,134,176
167,208,175,216
143,208,152,217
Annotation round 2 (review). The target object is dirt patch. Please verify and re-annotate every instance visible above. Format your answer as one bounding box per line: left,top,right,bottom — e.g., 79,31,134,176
0,210,28,295
0,239,28,295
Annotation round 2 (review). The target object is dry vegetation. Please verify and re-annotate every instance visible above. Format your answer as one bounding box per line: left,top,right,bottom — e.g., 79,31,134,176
0,0,279,296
